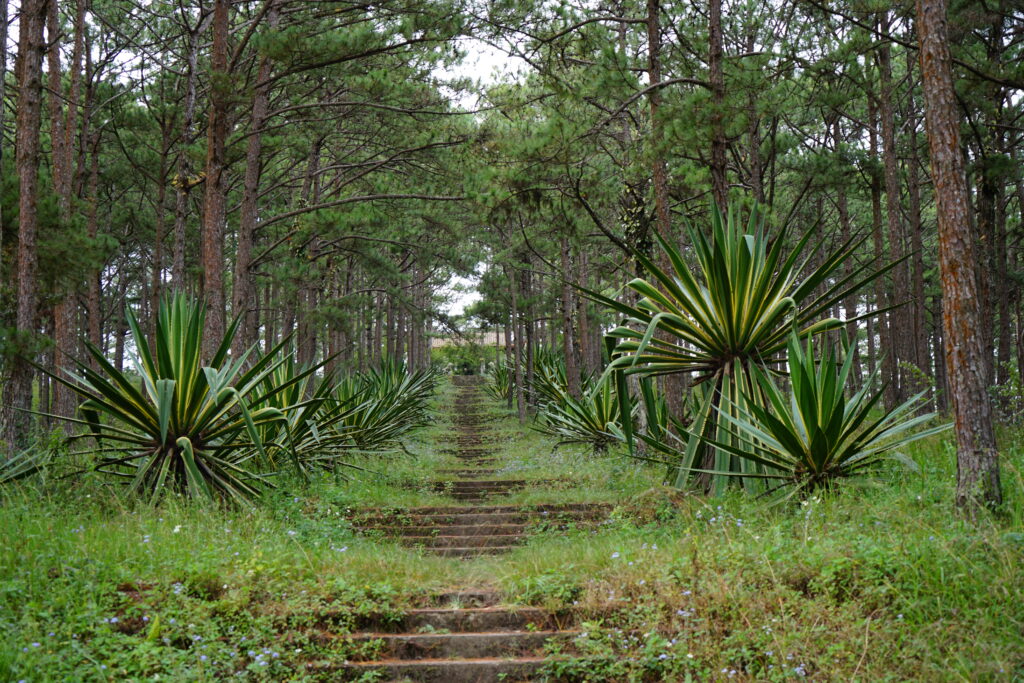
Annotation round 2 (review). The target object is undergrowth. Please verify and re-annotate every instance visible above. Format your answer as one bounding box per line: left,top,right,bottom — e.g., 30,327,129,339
0,379,1021,680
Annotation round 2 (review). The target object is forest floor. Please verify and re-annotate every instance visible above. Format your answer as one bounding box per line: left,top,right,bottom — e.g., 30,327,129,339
2,377,1023,681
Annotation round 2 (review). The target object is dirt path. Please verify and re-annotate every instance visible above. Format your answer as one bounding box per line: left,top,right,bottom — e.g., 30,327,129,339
341,376,607,681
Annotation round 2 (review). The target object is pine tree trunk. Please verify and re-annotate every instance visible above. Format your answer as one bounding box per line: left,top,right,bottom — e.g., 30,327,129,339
877,26,908,403
171,17,205,290
200,0,230,360
508,267,527,423
233,0,279,358
3,0,49,449
47,0,80,426
709,0,728,210
906,91,930,383
915,0,1002,514
867,95,897,409
85,136,102,360
560,238,581,398
834,138,861,391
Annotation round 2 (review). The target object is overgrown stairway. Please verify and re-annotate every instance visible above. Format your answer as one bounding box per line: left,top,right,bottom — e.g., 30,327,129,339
340,375,609,681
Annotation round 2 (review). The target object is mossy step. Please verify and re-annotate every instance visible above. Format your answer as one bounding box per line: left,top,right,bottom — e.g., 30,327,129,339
431,480,529,490
399,534,524,549
344,630,577,659
355,511,606,526
315,657,549,683
354,502,611,515
360,524,528,537
427,545,519,557
396,607,553,631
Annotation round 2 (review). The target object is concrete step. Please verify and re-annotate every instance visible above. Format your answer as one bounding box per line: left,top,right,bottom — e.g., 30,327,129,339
362,524,528,537
436,469,500,477
424,590,501,608
356,511,604,526
447,493,518,502
328,657,549,683
432,480,528,491
398,607,553,632
428,545,519,557
360,503,610,514
399,534,523,548
345,630,576,660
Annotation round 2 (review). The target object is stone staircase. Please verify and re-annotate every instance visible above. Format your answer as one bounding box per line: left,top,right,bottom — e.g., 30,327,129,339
337,375,606,681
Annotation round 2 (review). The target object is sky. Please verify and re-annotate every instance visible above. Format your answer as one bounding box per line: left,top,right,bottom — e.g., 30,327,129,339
437,38,525,317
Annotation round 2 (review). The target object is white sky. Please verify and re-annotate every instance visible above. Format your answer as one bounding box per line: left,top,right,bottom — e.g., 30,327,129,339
438,39,525,317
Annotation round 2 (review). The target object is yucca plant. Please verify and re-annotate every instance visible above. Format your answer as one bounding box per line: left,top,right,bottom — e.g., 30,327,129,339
334,362,437,450
0,446,53,485
45,294,298,504
587,204,898,493
698,335,949,501
529,347,595,408
484,361,515,403
251,358,363,475
535,373,633,453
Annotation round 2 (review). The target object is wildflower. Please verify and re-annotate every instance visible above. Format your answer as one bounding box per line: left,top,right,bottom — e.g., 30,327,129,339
173,525,182,533
199,655,208,662
287,530,297,537
611,551,620,559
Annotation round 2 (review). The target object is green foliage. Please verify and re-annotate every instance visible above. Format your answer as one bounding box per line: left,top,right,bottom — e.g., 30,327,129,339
701,335,950,501
589,204,895,494
484,360,515,403
44,294,298,504
334,360,438,450
534,372,632,454
0,445,53,485
529,347,578,408
251,358,360,476
431,341,493,374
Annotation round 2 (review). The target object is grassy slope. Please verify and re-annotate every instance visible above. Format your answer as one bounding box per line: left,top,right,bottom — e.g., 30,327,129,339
0,378,1021,681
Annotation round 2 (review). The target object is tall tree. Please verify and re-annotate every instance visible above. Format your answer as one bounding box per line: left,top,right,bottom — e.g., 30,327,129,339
200,0,231,360
3,0,51,449
915,0,1001,513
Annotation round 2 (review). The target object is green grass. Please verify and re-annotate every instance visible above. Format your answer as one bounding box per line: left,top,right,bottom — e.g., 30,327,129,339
1,377,1022,680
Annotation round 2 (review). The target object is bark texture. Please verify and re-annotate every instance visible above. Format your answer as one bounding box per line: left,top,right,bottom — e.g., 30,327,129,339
915,0,1001,512
3,0,50,449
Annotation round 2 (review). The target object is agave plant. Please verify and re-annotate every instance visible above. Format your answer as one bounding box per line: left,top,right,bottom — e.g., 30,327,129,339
535,373,633,453
251,357,363,475
698,335,949,501
587,204,898,493
484,361,515,403
0,445,53,485
45,294,298,503
334,361,438,450
529,347,595,408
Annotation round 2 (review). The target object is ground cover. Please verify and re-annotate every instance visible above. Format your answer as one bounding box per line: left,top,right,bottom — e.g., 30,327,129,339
1,377,1022,681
